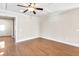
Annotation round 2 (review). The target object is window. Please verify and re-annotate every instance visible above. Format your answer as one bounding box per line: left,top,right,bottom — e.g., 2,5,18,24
0,25,6,32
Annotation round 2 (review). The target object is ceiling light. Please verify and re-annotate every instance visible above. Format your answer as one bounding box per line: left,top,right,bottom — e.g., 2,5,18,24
28,7,35,11
17,3,43,14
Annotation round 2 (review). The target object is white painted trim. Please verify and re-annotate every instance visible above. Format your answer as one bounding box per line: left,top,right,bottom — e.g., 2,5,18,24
16,36,39,43
0,35,11,36
16,35,79,47
40,36,79,47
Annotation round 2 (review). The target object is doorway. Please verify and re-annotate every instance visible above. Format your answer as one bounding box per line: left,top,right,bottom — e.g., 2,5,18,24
0,16,15,55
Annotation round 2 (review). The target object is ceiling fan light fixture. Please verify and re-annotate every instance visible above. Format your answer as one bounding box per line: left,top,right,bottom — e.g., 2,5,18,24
17,3,43,14
28,7,35,11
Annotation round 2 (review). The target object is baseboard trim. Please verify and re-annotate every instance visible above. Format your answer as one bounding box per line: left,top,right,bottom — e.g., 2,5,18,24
16,36,39,43
40,36,79,47
16,36,79,47
0,35,12,37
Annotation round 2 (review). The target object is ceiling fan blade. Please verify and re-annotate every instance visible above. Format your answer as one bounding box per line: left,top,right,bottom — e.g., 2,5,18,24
33,11,36,14
23,9,28,13
17,5,26,7
35,8,43,10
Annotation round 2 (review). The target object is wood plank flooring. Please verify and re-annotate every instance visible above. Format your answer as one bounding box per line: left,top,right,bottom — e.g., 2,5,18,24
0,36,16,56
0,36,79,56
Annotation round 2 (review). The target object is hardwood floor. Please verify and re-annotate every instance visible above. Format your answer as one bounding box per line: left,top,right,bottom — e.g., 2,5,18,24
0,36,79,56
0,36,16,56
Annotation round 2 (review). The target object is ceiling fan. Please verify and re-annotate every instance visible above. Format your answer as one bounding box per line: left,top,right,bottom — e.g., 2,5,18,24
17,3,43,14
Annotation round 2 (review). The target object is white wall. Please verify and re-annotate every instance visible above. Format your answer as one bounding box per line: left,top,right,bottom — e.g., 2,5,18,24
40,8,79,47
16,15,39,42
0,9,39,42
1,6,79,47
0,19,13,36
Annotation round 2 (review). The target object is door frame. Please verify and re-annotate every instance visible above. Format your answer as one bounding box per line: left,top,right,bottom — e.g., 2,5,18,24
0,16,16,39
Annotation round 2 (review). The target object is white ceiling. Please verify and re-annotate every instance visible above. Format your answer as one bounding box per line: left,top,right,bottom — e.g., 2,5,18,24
0,3,79,16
